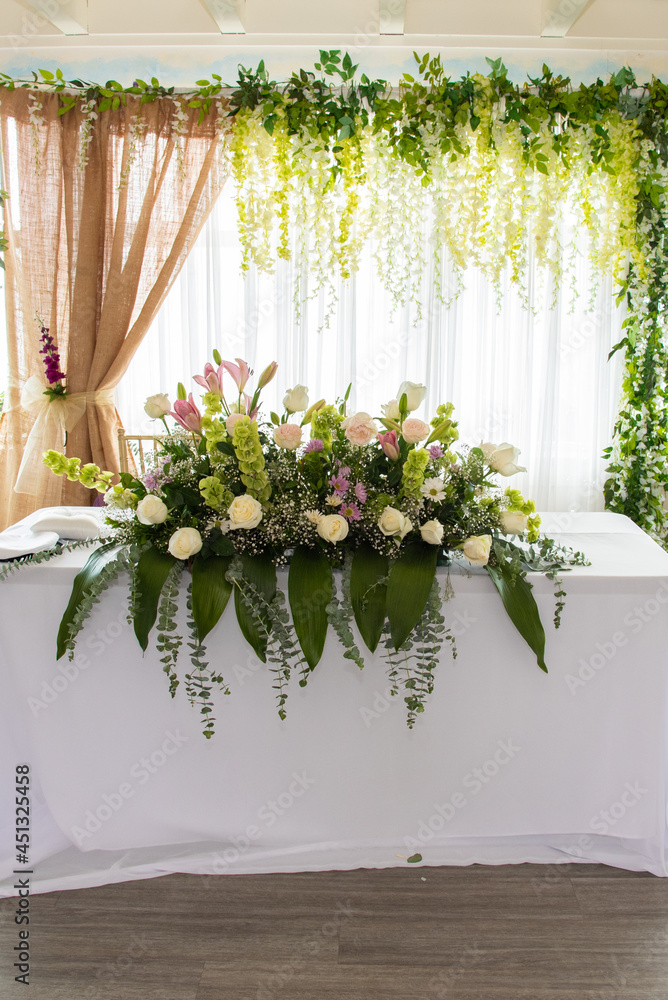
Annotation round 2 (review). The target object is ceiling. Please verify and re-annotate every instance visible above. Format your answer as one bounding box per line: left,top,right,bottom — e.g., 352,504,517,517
2,0,668,45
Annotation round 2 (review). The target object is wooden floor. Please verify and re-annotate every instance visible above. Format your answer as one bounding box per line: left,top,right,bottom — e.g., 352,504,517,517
1,863,668,999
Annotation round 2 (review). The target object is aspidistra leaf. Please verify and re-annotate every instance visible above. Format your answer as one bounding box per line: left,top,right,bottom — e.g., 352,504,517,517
234,551,276,662
288,546,332,669
133,546,176,651
191,553,233,642
350,544,388,653
57,542,121,659
486,562,547,672
386,542,438,651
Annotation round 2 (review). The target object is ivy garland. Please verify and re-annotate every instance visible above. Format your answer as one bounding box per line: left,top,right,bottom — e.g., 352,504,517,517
1,53,668,539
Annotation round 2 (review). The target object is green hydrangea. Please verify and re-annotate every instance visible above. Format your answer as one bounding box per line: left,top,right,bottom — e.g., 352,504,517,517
200,415,227,454
401,448,430,499
199,475,233,512
232,416,271,501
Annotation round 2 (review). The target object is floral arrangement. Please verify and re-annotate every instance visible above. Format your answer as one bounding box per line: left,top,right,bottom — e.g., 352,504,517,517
41,356,586,737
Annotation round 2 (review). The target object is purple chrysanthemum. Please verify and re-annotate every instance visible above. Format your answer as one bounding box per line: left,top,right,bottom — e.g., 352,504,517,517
329,474,350,494
429,444,444,459
354,481,367,504
304,438,325,453
341,501,361,522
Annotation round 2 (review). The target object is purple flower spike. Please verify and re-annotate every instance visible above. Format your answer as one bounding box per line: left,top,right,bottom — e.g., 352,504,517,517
429,444,444,459
304,439,325,453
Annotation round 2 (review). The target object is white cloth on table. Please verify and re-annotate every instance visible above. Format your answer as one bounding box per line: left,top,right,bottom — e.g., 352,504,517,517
0,506,103,559
1,509,668,896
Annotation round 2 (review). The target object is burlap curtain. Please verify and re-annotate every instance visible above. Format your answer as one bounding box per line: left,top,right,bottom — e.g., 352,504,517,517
0,89,229,530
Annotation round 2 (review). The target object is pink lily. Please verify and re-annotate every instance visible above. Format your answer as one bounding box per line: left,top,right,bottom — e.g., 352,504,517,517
243,393,258,421
222,358,251,392
193,362,225,396
170,394,202,434
378,430,400,461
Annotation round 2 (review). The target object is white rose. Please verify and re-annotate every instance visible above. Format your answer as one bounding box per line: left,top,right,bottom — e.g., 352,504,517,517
136,494,169,525
378,506,413,540
462,534,492,567
420,519,444,546
228,494,263,530
500,511,529,535
167,527,203,560
316,513,349,544
480,441,527,477
397,381,427,413
381,399,401,421
283,385,309,413
144,393,171,419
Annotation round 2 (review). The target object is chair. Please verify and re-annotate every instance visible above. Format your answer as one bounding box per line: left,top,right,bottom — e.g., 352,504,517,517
117,429,166,476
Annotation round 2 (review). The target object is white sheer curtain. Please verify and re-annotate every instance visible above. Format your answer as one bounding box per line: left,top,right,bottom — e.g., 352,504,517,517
116,183,625,512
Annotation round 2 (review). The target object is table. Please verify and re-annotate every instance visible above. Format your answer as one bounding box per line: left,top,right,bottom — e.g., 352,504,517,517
2,510,668,895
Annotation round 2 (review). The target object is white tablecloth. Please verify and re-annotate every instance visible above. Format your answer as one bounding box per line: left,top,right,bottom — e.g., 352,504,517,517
2,510,668,895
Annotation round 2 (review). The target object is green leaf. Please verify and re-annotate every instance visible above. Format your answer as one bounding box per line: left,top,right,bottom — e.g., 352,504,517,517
386,542,438,651
350,544,388,653
407,853,423,864
192,553,233,642
234,551,277,662
56,543,120,659
486,562,547,672
134,546,176,651
288,546,332,669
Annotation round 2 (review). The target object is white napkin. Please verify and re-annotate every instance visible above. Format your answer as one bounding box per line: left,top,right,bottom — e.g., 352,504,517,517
30,512,101,541
0,506,103,560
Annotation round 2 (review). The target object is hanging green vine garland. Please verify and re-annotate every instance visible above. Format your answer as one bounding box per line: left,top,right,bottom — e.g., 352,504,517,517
1,53,668,541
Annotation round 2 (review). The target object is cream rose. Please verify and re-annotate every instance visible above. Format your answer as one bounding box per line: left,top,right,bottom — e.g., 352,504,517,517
316,513,349,544
167,527,203,560
462,534,492,567
228,494,263,530
420,519,444,546
397,381,427,412
480,442,527,477
402,418,430,445
342,411,377,447
283,385,309,412
378,506,413,540
136,494,169,525
273,423,303,450
144,393,171,419
381,399,401,421
500,511,529,535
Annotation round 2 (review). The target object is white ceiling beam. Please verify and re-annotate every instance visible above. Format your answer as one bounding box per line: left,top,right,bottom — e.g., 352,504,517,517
379,0,406,35
21,0,88,35
200,0,245,34
541,0,596,37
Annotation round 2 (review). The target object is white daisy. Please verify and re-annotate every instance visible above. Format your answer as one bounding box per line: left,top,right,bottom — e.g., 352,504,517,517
304,509,322,524
326,494,344,507
421,477,446,502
